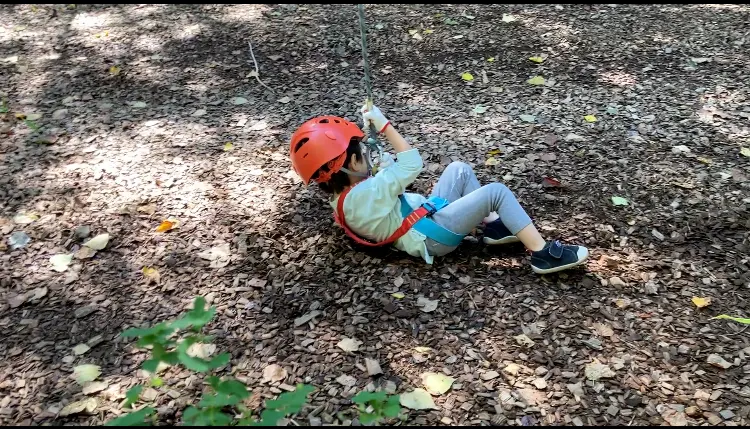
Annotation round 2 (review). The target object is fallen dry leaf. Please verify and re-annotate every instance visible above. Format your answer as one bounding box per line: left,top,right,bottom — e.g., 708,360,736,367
584,359,615,381
142,267,160,285
59,398,98,416
73,364,101,385
421,372,454,395
416,296,438,312
82,233,109,250
691,296,711,308
262,364,288,383
155,219,178,233
337,337,362,352
706,354,732,369
50,254,73,272
399,388,436,410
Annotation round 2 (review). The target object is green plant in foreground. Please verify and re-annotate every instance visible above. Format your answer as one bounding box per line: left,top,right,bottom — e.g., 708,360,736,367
352,391,401,425
106,297,401,426
0,100,9,113
24,119,40,131
713,314,750,324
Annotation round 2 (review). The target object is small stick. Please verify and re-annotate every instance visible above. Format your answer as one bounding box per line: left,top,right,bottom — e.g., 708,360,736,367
247,41,274,93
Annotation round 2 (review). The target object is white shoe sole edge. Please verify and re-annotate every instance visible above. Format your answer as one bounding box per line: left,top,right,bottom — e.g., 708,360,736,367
531,246,590,275
483,236,521,245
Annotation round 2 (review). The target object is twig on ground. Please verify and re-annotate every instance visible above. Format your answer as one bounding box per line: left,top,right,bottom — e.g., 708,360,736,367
247,41,274,94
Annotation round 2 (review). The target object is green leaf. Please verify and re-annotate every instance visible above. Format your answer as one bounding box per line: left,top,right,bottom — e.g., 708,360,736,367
24,119,40,131
712,314,750,325
265,384,314,415
352,391,387,405
206,376,221,390
257,409,286,426
123,386,143,409
216,379,250,400
182,406,200,424
105,407,155,426
141,358,161,374
208,353,231,370
611,196,629,206
149,377,163,388
198,392,241,408
359,412,379,425
383,395,401,418
176,338,228,372
170,297,216,330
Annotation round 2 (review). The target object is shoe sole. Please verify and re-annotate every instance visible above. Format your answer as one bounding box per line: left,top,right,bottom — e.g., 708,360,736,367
483,236,521,245
531,247,590,275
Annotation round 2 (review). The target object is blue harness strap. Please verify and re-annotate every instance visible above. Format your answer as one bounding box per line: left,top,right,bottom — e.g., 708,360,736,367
398,195,465,247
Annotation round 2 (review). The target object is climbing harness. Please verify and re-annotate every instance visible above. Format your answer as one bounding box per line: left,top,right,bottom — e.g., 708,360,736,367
335,185,465,248
331,5,465,249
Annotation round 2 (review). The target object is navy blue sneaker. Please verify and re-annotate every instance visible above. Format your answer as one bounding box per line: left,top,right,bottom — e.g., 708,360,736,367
530,240,589,274
482,219,521,245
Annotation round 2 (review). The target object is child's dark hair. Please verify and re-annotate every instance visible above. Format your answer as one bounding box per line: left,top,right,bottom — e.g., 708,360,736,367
314,137,363,195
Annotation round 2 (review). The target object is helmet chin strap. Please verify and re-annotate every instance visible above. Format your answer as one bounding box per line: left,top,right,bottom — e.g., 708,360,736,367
339,167,370,178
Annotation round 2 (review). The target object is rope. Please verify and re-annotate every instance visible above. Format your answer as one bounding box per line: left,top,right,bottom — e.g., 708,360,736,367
356,4,383,173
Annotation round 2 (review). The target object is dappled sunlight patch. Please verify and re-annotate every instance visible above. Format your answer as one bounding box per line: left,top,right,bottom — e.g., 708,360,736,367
131,34,166,53
597,70,637,87
70,10,117,31
216,4,271,24
691,4,750,12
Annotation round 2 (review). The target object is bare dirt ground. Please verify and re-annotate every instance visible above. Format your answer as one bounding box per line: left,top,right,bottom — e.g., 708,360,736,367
1,3,749,426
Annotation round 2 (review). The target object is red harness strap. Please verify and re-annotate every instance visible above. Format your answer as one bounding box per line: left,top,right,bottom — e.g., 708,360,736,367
334,186,429,247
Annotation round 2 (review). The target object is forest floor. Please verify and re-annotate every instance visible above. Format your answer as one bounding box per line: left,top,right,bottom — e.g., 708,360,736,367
1,3,749,426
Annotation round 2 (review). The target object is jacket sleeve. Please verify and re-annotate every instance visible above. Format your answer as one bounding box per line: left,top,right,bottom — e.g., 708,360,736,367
345,148,424,220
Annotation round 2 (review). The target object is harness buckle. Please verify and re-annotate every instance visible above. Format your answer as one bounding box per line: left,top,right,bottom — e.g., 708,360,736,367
421,201,439,216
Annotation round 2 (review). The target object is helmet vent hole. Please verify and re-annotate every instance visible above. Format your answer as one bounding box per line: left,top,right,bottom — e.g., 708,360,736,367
319,118,329,124
334,119,340,123
293,138,309,153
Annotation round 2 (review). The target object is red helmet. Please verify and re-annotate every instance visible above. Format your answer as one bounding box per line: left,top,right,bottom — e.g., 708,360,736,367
290,116,364,185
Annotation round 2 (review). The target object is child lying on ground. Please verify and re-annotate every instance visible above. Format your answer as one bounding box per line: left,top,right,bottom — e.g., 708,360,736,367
289,104,589,274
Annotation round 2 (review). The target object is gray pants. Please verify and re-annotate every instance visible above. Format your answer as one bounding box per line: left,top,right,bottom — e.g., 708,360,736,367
425,161,533,256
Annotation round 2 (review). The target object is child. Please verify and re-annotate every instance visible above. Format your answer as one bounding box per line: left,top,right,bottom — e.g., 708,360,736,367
290,104,589,274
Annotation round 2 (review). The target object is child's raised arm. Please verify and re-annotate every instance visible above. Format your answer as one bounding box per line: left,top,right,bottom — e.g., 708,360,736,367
361,105,411,154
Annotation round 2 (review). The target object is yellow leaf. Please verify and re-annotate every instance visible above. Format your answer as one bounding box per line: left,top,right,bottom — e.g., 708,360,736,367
30,5,39,12
487,149,501,156
103,30,109,37
83,233,110,250
741,147,750,157
155,219,178,233
423,29,434,34
696,156,712,164
485,157,499,166
142,267,160,284
486,57,495,62
461,72,474,81
527,75,545,85
391,292,405,299
408,29,418,35
421,372,455,395
109,65,120,76
223,142,234,152
529,56,545,63
67,4,77,9
692,297,711,308
400,388,437,410
434,13,444,18
15,113,26,120
584,115,598,123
